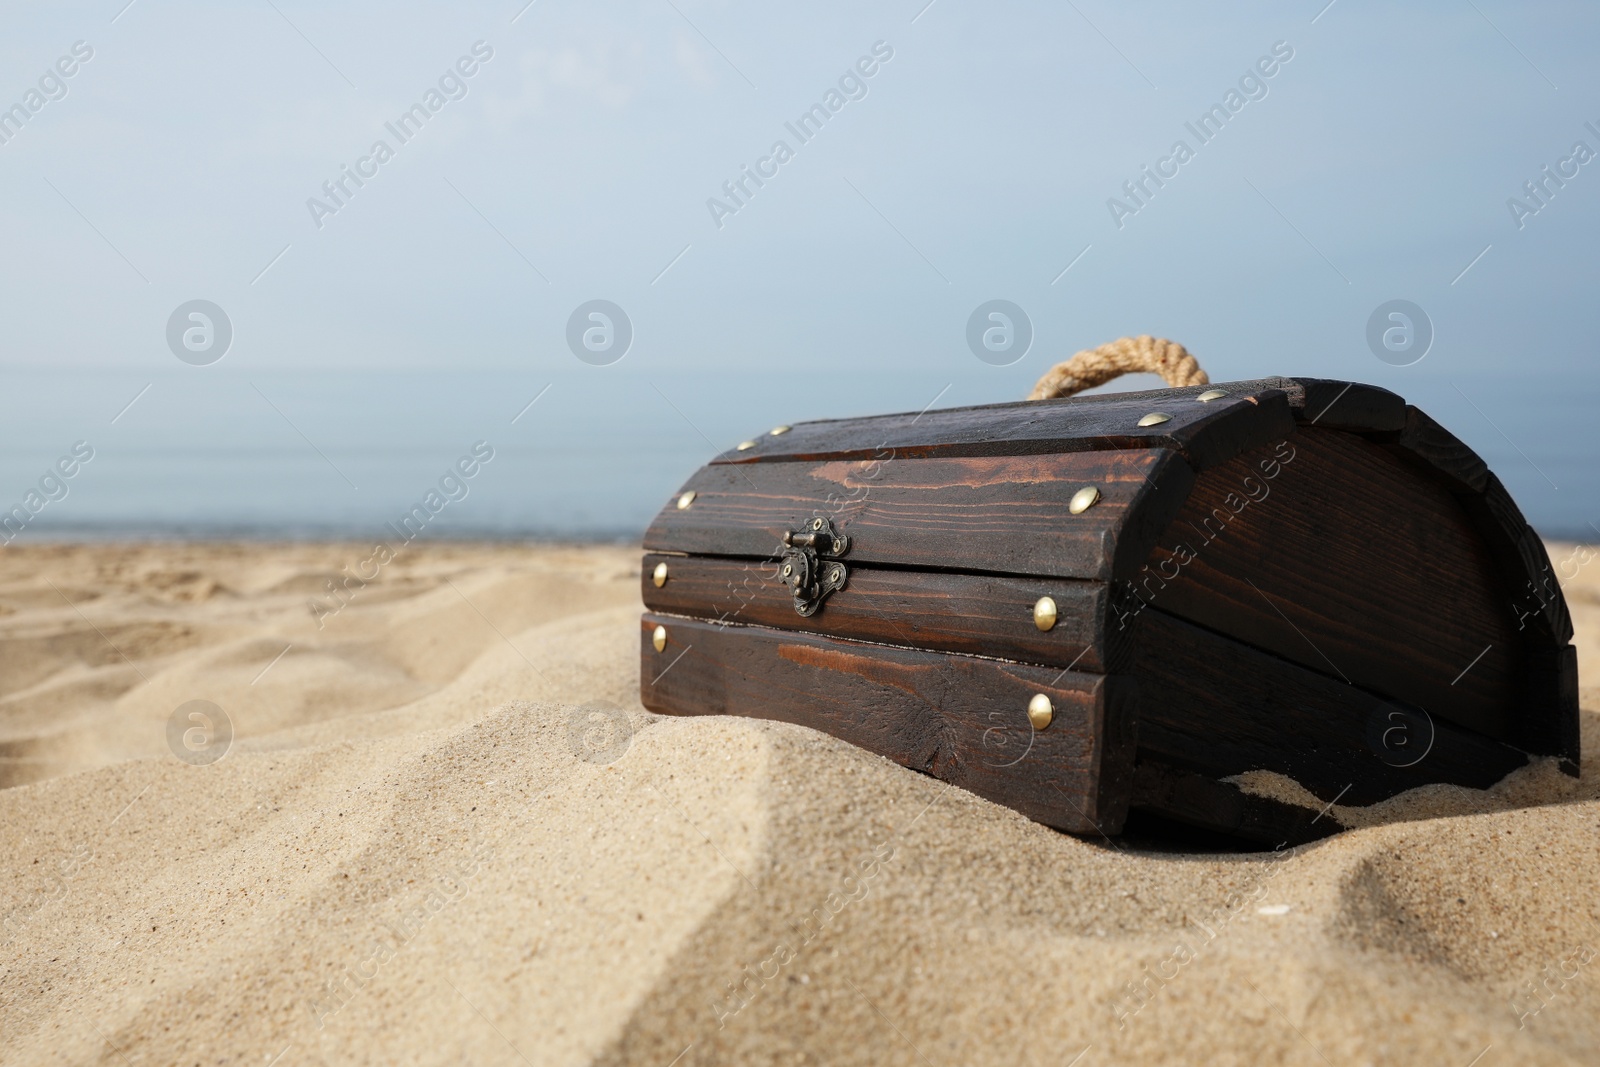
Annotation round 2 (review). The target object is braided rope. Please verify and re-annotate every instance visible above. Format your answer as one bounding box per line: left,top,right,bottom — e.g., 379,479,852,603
1027,335,1209,401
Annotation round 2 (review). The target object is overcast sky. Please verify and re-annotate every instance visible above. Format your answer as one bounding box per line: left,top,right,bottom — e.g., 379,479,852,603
2,1,1596,536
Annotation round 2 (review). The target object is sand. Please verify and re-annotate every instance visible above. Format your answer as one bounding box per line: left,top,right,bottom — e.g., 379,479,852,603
1,540,1597,1066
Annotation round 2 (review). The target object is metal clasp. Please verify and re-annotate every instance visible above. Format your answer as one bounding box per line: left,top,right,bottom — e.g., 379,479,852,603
778,516,850,617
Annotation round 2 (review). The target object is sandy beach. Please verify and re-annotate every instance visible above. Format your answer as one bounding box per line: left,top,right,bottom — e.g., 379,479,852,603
1,539,1596,1066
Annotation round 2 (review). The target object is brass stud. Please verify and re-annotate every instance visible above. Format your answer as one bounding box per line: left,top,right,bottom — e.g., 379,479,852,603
736,440,757,451
652,625,668,652
1068,486,1101,515
1137,412,1173,427
782,563,793,577
1033,596,1058,632
812,518,824,530
652,562,669,588
676,491,696,510
1197,389,1228,402
1027,693,1054,731
770,425,791,436
831,567,845,582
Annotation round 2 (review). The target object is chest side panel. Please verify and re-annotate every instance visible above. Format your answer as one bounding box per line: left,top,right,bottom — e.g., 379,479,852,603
1132,608,1529,805
1138,427,1521,740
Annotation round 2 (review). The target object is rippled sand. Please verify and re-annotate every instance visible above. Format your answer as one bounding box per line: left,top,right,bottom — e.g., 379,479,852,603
1,541,1596,1065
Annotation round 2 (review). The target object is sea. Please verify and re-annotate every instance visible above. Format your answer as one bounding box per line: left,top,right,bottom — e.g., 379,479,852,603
1,367,1594,545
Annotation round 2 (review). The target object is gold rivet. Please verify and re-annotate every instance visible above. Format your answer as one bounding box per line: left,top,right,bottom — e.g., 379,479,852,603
652,562,669,588
1137,412,1173,427
652,625,667,652
1033,596,1058,632
736,440,756,451
1068,486,1101,515
676,491,696,510
770,425,791,436
1197,389,1227,402
1027,693,1053,731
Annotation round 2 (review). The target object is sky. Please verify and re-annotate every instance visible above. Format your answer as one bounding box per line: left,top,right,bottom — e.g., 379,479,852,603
1,0,1596,538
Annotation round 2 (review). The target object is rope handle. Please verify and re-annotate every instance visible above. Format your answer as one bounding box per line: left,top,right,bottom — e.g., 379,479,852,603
1027,335,1209,401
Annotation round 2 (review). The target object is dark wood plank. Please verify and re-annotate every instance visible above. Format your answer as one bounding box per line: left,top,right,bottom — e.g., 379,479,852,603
640,615,1139,834
1390,406,1490,494
1466,474,1573,644
712,389,1295,473
1139,427,1523,741
1286,378,1407,433
642,554,1126,672
645,449,1196,583
1132,609,1530,806
1451,474,1578,768
1128,761,1340,847
1519,643,1580,773
1371,407,1576,768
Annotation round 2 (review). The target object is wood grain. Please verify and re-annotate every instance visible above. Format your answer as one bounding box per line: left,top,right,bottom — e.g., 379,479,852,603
1467,474,1573,645
645,449,1196,583
642,554,1126,671
640,614,1139,834
1133,608,1530,805
1391,406,1490,494
1141,427,1522,740
712,389,1295,473
712,378,1411,469
638,377,1580,840
1378,405,1577,768
1288,378,1408,433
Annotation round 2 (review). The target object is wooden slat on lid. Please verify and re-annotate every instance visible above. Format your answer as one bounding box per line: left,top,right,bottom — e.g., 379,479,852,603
1286,378,1407,432
1391,406,1490,493
645,449,1195,582
713,389,1295,472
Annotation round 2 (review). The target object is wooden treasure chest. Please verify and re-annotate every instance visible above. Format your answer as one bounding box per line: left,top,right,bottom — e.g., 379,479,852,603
637,362,1578,845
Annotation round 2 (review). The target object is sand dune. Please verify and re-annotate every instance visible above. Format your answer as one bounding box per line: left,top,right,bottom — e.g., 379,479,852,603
1,541,1597,1065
